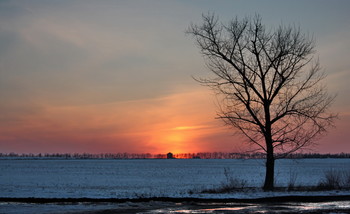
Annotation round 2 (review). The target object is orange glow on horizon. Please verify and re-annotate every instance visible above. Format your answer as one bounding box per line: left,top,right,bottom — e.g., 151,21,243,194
172,126,208,131
0,88,267,154
149,126,196,154
166,133,185,142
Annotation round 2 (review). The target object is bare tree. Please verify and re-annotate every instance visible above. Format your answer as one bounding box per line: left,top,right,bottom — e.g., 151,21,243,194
187,14,336,190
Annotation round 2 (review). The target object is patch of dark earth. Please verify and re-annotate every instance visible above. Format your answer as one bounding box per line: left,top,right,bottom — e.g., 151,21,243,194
1,196,350,214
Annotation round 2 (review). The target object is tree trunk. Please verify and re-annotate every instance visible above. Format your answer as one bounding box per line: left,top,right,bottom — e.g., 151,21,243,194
263,100,275,191
263,151,275,190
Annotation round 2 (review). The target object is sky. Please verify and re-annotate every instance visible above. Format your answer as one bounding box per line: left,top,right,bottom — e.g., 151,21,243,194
0,0,349,154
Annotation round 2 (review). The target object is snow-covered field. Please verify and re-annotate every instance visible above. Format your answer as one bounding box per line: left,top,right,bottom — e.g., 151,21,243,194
1,158,350,199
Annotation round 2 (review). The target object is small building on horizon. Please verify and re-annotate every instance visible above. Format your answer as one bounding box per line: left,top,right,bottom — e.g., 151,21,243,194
167,152,174,159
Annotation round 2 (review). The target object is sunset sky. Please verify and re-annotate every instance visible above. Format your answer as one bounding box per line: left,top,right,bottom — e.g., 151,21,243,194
0,0,349,154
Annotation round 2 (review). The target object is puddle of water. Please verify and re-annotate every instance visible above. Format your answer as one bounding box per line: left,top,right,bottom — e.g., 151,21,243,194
149,206,248,213
149,204,267,213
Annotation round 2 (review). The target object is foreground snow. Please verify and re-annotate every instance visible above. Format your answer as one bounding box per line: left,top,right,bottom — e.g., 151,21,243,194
1,158,350,199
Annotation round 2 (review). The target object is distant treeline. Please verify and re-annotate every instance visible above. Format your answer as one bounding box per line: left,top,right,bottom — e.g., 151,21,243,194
1,152,350,159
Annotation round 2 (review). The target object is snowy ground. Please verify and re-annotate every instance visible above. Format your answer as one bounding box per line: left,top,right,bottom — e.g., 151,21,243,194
1,158,350,199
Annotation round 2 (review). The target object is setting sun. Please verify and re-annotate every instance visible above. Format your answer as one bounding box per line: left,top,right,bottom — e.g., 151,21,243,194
166,133,185,142
151,126,193,154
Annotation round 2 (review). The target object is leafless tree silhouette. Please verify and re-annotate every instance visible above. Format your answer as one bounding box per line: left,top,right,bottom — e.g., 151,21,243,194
187,14,337,190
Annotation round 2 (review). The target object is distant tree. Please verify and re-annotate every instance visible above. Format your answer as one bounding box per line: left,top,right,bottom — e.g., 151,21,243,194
187,14,337,190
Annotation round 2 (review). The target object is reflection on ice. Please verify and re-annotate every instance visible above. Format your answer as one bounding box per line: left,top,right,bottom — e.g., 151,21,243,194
296,201,350,210
151,201,350,214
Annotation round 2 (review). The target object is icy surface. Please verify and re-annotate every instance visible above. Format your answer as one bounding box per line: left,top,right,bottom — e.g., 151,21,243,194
2,200,350,214
1,159,350,199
